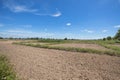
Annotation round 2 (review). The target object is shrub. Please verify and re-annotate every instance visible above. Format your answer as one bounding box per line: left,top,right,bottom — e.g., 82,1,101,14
0,37,3,39
106,36,112,40
0,55,17,80
103,38,106,41
64,37,67,40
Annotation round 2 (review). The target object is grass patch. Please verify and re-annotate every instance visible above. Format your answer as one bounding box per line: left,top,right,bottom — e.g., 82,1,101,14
13,39,120,46
95,40,120,55
14,42,120,56
0,55,17,80
99,43,120,52
37,39,98,44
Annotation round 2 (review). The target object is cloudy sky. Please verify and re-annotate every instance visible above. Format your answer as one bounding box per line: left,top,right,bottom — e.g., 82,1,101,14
0,0,120,39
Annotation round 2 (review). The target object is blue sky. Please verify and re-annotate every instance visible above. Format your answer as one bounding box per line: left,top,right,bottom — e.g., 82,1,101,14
0,0,120,39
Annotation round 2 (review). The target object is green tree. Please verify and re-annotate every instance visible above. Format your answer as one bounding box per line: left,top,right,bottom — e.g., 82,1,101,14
103,38,106,41
114,29,120,40
64,37,67,40
107,36,112,40
0,37,3,39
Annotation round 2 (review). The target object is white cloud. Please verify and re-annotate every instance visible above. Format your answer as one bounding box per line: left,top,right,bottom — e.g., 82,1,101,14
3,0,37,13
51,8,62,17
83,29,94,33
51,11,62,17
114,25,120,28
35,11,62,17
66,23,71,26
2,0,62,17
4,29,55,38
0,24,4,27
102,30,108,33
12,5,38,13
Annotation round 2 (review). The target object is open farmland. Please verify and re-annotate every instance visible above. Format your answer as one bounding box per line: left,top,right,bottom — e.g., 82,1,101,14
50,43,109,51
0,40,120,80
15,39,120,56
1,0,120,80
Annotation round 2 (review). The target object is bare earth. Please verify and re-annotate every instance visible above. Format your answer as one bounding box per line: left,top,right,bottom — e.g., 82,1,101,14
51,43,109,51
0,41,120,80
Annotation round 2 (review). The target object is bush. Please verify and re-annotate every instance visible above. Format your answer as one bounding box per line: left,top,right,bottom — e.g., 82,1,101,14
107,36,112,40
64,37,67,40
0,37,3,39
103,38,106,41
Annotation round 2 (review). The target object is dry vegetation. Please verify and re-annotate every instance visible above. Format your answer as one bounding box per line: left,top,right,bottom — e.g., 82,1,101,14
14,39,120,56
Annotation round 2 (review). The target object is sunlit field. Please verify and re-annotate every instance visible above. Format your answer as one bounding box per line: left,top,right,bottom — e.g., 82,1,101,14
0,0,120,80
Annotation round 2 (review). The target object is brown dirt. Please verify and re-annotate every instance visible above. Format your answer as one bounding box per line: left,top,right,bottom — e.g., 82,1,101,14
113,44,120,47
25,42,48,45
0,41,120,80
51,43,109,51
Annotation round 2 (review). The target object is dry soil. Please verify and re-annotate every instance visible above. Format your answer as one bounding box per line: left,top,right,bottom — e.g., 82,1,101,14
0,41,120,80
51,43,109,51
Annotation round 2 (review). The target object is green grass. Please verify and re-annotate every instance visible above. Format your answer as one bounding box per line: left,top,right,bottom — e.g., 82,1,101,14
0,55,17,80
93,40,120,55
37,39,97,44
13,39,120,45
13,39,120,56
99,43,120,52
29,39,120,46
14,42,120,56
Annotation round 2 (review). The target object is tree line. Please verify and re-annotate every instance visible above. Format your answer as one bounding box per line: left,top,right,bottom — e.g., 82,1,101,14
103,29,120,41
0,29,120,40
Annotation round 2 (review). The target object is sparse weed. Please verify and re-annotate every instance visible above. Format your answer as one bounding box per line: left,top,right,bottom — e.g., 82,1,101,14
14,41,120,56
0,55,17,80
